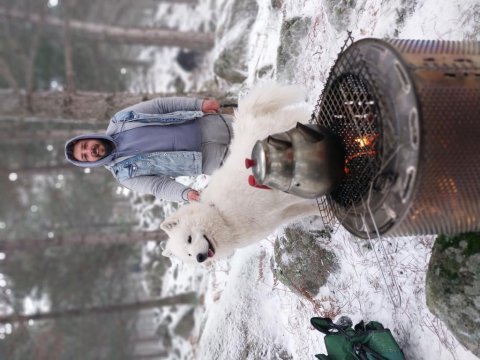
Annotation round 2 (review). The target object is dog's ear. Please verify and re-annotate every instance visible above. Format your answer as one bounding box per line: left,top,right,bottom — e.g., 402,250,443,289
159,240,173,257
160,218,179,232
162,248,173,257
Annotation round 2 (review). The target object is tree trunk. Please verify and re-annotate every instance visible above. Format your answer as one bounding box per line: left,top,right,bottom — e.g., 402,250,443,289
24,3,47,112
0,114,103,126
0,57,19,94
0,89,230,121
0,129,97,142
0,230,168,252
132,335,162,344
0,293,198,324
133,352,169,359
115,59,154,69
62,0,76,95
0,90,168,121
162,0,199,3
0,7,214,51
0,164,77,175
0,114,104,142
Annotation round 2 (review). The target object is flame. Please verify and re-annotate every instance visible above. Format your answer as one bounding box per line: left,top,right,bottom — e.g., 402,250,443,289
344,133,379,174
354,134,377,148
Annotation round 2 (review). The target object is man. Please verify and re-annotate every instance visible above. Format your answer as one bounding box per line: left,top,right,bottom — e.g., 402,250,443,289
65,96,233,202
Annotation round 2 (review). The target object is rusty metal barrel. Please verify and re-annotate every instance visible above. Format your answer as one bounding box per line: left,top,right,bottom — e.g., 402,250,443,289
313,38,480,238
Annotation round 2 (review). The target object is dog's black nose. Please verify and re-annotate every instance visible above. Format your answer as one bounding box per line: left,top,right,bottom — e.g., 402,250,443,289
196,253,207,263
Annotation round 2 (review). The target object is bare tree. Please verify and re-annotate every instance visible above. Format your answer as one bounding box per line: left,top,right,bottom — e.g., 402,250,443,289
24,3,47,112
133,352,169,360
0,57,19,94
162,0,199,3
0,90,169,121
0,2,47,111
0,129,97,142
0,230,168,252
0,7,214,51
0,89,229,121
0,292,198,324
0,164,79,174
62,0,76,95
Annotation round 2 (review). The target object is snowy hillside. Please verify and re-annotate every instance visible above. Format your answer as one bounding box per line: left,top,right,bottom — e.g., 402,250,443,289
141,0,480,359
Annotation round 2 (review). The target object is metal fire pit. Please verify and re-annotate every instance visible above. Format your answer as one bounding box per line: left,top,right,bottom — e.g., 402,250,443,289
313,38,480,238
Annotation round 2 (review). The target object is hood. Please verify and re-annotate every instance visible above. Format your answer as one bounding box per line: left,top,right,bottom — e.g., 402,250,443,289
65,133,116,168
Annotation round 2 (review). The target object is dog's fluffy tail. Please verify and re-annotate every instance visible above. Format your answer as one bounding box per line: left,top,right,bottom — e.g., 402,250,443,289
236,81,306,118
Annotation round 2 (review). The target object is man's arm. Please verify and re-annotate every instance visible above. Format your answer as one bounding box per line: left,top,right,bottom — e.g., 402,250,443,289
121,97,203,115
122,97,220,115
120,175,197,203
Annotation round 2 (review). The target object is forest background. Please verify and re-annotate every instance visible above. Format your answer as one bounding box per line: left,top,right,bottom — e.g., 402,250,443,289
0,0,206,358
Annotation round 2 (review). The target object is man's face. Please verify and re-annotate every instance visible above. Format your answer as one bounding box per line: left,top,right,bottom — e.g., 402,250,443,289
73,139,108,162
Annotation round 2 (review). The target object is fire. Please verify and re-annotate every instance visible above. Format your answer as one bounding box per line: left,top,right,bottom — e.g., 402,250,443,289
344,134,379,174
354,134,377,148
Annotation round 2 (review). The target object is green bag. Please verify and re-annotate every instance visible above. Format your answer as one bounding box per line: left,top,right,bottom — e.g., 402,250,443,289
310,317,406,360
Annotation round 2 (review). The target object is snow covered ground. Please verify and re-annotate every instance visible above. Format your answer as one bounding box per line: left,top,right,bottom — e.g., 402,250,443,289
141,0,480,359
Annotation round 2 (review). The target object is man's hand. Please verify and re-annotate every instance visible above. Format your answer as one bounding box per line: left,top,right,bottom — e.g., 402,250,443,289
186,189,200,202
202,99,220,113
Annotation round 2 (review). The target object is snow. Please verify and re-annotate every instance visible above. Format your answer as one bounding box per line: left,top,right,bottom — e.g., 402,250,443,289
142,0,480,359
399,0,479,40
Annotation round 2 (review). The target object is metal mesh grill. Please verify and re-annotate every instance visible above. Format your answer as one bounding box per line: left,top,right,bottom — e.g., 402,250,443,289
311,37,480,237
318,74,382,206
311,42,388,228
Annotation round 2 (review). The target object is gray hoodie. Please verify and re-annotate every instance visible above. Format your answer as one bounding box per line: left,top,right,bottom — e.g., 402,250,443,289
65,97,232,202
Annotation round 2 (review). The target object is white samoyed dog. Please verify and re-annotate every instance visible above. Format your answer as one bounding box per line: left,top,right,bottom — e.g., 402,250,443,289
160,82,319,264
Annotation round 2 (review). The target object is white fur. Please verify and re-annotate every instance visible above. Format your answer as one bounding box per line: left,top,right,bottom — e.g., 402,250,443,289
160,82,319,264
